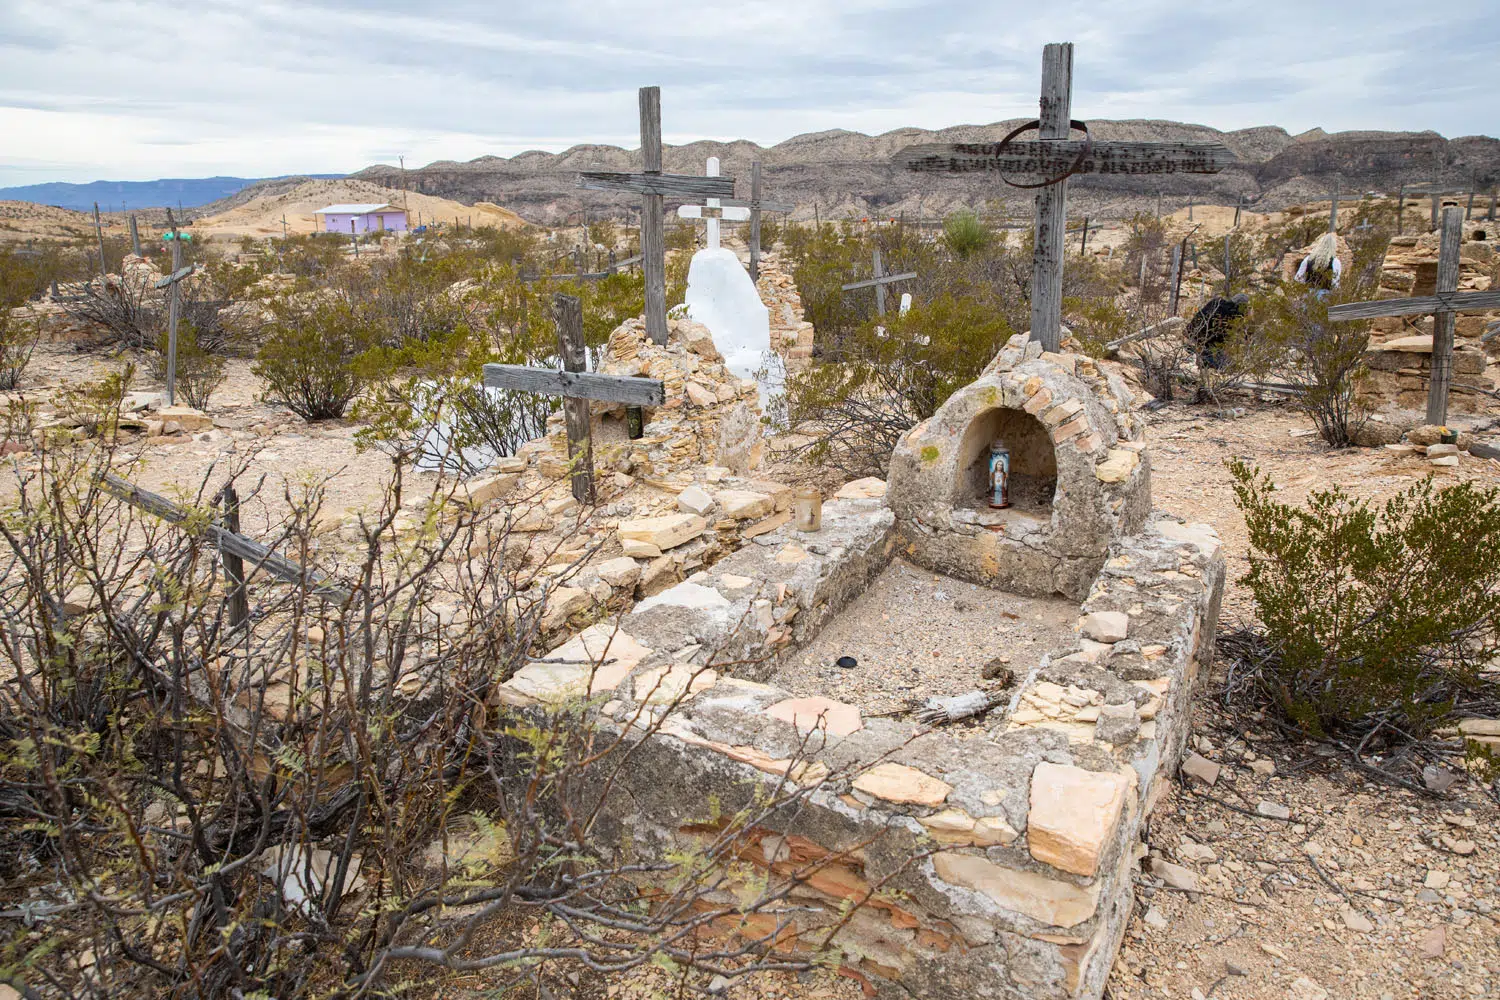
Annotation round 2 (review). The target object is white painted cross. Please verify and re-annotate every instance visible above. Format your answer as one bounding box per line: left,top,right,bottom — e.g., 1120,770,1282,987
677,157,749,251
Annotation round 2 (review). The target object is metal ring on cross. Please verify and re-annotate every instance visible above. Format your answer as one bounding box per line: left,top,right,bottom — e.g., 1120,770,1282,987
991,119,1094,190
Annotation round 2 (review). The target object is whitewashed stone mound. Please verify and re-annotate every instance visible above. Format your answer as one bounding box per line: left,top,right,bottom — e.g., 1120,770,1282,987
683,247,771,402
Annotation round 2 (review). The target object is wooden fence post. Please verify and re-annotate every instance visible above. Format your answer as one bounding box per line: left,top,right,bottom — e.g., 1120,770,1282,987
220,484,249,630
554,294,596,504
1428,207,1463,425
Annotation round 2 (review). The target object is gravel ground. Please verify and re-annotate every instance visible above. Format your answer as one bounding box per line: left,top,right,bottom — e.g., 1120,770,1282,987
770,558,1078,716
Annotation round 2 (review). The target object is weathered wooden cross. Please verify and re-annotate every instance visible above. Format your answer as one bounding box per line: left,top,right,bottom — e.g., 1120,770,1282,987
1328,206,1500,425
841,249,917,316
483,292,666,504
156,209,196,406
579,87,735,345
677,157,749,250
896,42,1235,351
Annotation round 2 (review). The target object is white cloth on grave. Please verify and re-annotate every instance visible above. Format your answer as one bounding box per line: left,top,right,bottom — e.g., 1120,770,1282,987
683,247,772,403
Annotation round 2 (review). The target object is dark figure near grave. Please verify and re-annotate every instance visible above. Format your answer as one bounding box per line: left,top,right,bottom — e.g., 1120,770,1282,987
1186,293,1250,370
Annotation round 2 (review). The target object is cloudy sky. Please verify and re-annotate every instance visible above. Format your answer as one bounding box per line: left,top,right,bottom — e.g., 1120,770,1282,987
1,0,1493,186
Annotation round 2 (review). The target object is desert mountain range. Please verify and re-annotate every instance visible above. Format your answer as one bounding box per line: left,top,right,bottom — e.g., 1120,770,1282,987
334,121,1500,226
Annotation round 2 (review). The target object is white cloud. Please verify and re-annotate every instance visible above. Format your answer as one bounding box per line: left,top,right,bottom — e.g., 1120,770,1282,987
1,0,1492,184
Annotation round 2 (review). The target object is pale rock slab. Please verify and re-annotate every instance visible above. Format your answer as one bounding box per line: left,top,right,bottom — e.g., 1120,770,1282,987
503,626,652,703
595,557,642,589
1028,761,1131,877
618,514,706,551
1080,611,1129,643
766,695,863,737
834,477,888,500
634,664,719,705
933,852,1100,928
677,485,717,517
852,762,952,806
715,489,774,520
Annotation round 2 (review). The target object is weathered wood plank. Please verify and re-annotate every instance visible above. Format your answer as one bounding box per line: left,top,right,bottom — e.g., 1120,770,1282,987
1030,42,1073,353
554,294,596,505
840,272,918,292
640,86,668,346
482,365,666,406
1326,290,1500,321
749,160,763,283
99,474,352,603
722,197,794,213
155,264,195,289
677,205,751,221
1429,208,1463,424
579,172,736,199
894,140,1235,176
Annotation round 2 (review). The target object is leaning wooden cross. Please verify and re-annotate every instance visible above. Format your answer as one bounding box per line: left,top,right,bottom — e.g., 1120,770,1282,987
578,87,735,345
483,293,666,504
156,209,196,406
894,42,1236,351
1328,206,1500,425
841,249,917,317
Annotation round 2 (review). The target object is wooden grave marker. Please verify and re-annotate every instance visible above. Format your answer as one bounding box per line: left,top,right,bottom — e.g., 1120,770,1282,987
841,248,917,317
156,209,197,406
483,292,666,504
677,157,749,250
894,42,1234,351
579,87,735,345
1328,207,1500,425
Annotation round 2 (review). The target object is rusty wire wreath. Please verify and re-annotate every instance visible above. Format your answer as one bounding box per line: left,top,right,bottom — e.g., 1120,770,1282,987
993,118,1094,189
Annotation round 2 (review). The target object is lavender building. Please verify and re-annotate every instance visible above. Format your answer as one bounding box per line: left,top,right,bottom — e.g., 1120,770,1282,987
313,203,408,234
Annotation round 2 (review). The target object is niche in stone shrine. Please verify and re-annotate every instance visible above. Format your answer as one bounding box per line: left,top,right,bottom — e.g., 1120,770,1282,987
952,407,1057,519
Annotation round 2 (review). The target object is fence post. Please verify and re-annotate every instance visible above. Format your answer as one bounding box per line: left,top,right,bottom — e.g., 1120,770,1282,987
221,484,249,630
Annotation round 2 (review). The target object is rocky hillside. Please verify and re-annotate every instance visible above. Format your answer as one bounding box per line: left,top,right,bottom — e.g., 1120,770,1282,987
338,122,1500,226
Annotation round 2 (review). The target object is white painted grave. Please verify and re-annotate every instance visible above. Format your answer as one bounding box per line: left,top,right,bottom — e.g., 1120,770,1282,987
680,157,771,405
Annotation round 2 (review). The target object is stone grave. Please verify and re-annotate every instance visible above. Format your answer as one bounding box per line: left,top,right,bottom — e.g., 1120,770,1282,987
492,333,1224,1000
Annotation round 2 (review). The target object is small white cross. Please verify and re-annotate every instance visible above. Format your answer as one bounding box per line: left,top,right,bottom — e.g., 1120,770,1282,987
677,157,749,251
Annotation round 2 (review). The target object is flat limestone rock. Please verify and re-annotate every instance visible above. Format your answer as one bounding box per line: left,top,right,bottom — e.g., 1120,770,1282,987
503,626,652,703
1028,762,1131,877
852,762,952,806
715,489,774,520
1380,335,1434,353
765,695,863,737
933,852,1099,928
1080,611,1129,644
618,514,706,551
834,477,888,500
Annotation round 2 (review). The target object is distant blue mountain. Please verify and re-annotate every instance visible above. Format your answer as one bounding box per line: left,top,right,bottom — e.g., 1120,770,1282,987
0,175,343,212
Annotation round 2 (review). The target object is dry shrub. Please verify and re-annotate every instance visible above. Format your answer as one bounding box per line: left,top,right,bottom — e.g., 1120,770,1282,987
1231,461,1500,754
0,430,906,997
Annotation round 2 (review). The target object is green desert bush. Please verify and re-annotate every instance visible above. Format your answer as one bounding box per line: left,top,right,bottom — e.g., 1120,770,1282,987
150,320,227,410
941,209,993,259
1231,460,1500,738
253,299,381,420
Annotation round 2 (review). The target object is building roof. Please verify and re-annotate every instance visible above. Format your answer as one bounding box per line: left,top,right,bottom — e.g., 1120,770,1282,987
313,203,397,215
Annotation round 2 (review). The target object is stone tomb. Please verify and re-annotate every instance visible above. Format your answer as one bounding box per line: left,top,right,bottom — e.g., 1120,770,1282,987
888,334,1150,599
494,336,1223,1000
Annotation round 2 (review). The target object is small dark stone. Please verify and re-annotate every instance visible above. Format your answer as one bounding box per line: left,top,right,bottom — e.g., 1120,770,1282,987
982,657,1015,685
836,655,858,669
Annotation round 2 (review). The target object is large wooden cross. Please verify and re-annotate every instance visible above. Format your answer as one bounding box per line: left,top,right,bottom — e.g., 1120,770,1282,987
579,87,735,345
895,42,1235,351
841,249,917,317
1328,206,1500,425
483,292,666,504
